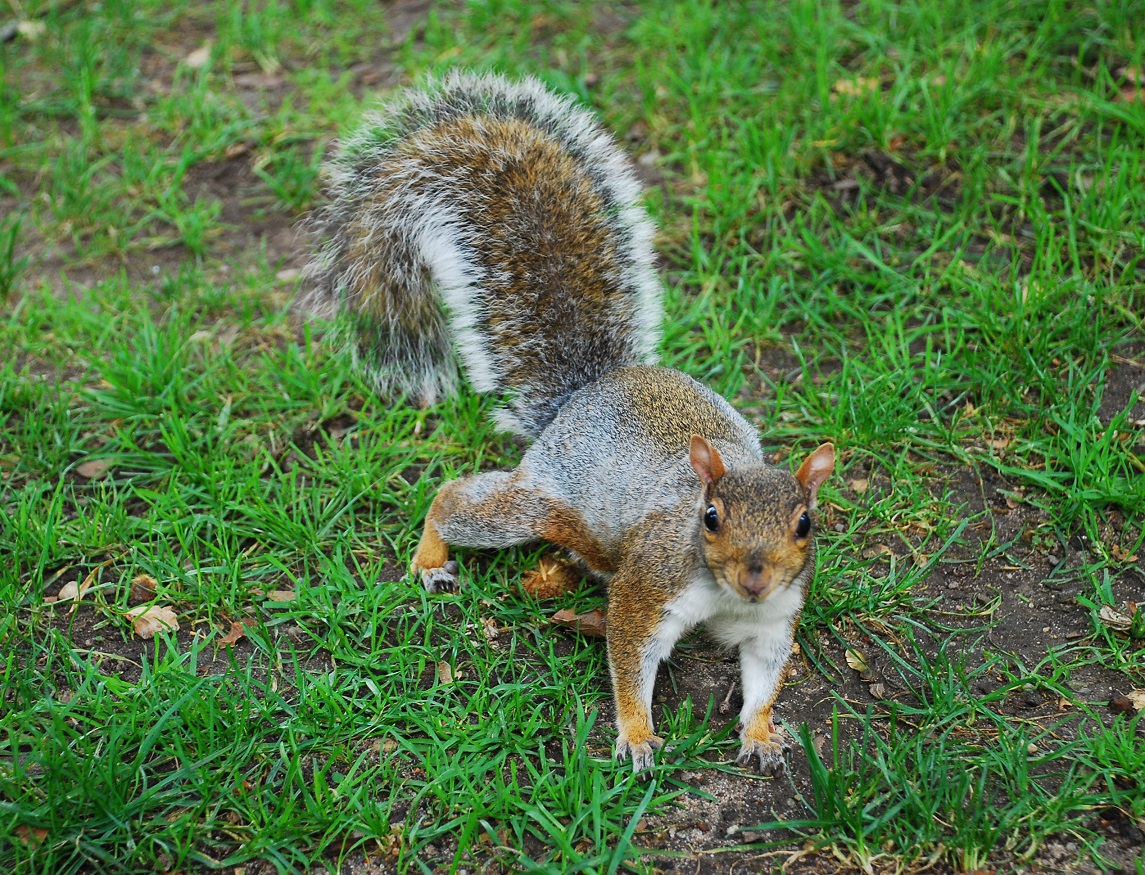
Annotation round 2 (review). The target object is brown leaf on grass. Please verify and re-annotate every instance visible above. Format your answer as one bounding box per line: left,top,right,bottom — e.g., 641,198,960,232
848,478,869,495
551,607,608,639
224,141,253,159
1110,544,1139,563
862,544,894,560
265,590,296,602
75,458,113,479
14,825,47,847
1118,65,1143,84
436,661,453,685
219,618,256,646
57,558,116,611
832,76,879,97
480,616,501,641
845,648,869,673
127,604,179,639
1098,604,1134,633
185,42,212,69
16,21,47,41
378,822,404,863
129,574,158,604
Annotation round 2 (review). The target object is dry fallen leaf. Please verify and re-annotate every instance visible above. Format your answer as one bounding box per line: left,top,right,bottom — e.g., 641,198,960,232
848,478,869,495
1098,604,1134,633
57,580,81,601
75,458,113,479
14,825,47,847
832,76,879,97
225,141,253,160
436,661,453,685
127,604,179,639
16,21,47,41
130,574,158,604
219,618,255,646
265,590,296,602
1126,690,1145,712
845,648,869,673
378,822,404,863
480,616,501,641
1110,544,1139,563
185,42,213,69
551,607,608,639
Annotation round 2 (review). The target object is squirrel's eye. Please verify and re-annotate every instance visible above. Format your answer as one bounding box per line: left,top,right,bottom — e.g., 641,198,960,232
795,511,811,539
703,505,720,532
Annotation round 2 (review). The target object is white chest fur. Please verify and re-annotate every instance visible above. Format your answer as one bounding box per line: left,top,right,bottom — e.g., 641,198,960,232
642,570,805,677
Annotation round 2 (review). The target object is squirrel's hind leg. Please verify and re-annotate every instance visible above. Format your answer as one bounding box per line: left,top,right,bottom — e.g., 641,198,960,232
411,469,611,593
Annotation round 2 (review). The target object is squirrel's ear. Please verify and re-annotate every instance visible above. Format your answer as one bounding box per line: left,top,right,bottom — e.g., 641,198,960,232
689,435,726,487
795,442,836,509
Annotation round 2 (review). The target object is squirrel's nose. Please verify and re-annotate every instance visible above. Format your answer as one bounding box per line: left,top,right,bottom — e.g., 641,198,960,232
740,563,773,599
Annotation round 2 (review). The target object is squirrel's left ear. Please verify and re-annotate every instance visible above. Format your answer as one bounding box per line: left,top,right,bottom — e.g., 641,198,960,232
794,443,836,510
689,434,726,487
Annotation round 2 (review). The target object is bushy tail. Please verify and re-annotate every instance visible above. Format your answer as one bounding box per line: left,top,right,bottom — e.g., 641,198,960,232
301,71,662,438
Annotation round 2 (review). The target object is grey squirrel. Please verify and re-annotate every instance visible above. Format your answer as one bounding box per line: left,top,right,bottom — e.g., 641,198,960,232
302,71,835,774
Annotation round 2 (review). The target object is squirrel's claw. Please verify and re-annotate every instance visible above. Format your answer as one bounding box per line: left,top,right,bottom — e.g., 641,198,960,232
615,734,663,774
736,729,791,776
418,560,460,594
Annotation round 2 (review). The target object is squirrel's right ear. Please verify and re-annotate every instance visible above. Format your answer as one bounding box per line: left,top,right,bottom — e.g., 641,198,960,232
689,435,726,487
794,443,836,510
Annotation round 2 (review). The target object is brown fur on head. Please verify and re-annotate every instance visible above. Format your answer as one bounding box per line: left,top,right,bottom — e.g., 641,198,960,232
689,436,835,602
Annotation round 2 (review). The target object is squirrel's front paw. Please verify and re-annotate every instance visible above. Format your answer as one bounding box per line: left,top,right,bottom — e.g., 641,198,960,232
416,560,460,594
615,734,663,774
736,729,791,776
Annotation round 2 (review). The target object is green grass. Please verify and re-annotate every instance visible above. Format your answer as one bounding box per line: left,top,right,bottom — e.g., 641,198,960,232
3,0,1144,873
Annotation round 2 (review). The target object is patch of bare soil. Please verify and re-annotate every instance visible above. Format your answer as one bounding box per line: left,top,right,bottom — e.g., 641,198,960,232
1100,345,1145,427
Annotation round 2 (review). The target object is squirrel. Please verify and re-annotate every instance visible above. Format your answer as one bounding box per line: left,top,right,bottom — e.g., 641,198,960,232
302,71,835,774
